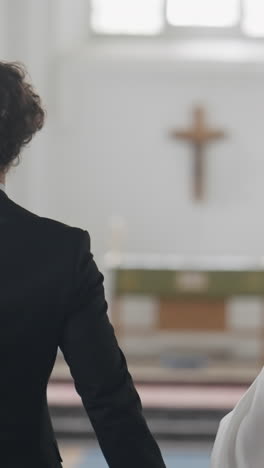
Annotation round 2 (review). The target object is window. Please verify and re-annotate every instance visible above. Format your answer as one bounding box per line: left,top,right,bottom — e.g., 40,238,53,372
167,0,239,28
90,0,264,38
242,0,264,37
90,0,164,35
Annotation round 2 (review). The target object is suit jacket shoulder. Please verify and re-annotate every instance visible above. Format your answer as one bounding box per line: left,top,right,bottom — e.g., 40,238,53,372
4,195,86,258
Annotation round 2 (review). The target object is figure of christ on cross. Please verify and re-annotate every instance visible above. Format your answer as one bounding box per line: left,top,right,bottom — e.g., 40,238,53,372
171,107,226,201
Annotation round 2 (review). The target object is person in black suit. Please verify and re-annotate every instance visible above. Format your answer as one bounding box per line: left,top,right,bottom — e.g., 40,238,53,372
0,62,166,468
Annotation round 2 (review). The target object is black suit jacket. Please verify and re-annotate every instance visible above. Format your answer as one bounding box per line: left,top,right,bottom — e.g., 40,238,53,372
0,189,165,468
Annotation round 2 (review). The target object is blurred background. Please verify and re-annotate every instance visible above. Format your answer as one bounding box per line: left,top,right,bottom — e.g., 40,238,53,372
3,0,264,466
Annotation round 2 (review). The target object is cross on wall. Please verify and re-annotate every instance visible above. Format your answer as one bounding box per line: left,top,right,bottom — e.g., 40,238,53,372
171,107,227,201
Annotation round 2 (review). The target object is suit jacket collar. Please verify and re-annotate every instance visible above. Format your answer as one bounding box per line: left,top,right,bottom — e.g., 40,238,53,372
0,186,8,200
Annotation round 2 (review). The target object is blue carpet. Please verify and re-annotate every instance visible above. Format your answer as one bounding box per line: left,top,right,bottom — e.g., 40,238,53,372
77,449,210,468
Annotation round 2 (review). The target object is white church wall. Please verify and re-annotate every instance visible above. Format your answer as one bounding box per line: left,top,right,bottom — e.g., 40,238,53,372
56,47,264,265
0,1,8,58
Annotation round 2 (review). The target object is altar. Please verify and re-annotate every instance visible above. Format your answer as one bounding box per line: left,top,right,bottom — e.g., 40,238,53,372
106,253,264,383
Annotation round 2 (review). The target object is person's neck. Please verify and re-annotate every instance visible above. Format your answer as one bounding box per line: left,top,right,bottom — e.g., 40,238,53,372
0,173,5,185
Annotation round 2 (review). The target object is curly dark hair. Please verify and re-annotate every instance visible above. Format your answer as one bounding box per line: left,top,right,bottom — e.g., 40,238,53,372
0,61,45,173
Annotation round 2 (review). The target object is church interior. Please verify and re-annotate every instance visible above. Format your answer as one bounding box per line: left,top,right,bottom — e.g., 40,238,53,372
3,0,264,466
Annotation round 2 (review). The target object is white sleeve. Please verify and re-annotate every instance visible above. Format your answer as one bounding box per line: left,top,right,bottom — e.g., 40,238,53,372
211,367,264,468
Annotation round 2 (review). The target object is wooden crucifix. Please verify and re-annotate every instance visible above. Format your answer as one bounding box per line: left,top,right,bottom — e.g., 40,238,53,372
171,107,226,201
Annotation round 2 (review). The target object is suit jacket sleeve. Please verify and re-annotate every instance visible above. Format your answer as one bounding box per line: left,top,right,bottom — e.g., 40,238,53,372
59,229,166,468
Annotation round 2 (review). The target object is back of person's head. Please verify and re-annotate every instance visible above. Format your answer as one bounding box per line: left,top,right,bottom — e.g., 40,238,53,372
0,61,45,173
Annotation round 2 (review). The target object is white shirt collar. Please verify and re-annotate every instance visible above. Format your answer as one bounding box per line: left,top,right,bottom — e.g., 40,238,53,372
0,183,6,192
